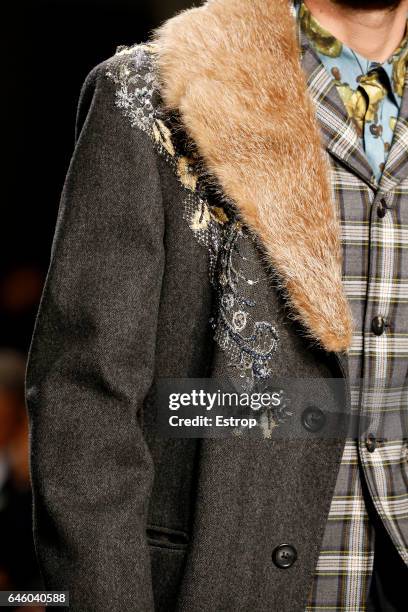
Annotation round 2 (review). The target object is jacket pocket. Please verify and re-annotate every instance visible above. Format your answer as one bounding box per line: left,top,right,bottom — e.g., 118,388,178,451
148,529,188,612
146,524,190,551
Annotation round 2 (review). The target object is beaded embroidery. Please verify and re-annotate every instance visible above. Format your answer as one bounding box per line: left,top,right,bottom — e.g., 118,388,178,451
105,44,279,385
106,44,226,277
211,221,279,384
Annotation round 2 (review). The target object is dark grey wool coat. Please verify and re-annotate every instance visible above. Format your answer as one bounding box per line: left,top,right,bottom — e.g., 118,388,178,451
25,2,354,611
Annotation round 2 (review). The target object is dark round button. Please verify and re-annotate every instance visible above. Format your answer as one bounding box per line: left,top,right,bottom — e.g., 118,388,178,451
371,315,385,336
301,406,326,433
377,199,387,218
272,544,297,569
366,434,377,453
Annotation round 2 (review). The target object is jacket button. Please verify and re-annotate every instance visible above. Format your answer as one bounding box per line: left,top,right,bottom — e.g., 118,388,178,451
371,315,385,336
366,434,377,453
272,544,297,569
301,406,326,433
377,198,387,218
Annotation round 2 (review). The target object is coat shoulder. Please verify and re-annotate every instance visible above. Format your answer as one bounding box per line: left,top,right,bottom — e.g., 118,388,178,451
104,43,163,131
82,43,192,168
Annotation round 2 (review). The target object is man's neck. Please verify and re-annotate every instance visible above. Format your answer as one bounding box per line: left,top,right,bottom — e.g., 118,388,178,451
304,0,408,61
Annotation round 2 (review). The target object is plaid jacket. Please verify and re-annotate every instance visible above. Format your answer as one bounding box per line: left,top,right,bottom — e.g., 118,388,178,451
299,26,408,612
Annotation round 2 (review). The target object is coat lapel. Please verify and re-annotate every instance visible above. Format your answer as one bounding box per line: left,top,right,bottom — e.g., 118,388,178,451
153,0,353,353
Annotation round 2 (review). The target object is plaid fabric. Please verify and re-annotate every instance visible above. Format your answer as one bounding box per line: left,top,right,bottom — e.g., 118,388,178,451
298,25,408,612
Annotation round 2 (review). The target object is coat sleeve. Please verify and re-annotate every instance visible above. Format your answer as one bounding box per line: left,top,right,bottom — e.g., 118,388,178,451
25,60,165,611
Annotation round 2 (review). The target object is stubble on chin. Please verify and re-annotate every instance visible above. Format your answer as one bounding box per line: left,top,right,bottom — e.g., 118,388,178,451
331,0,403,11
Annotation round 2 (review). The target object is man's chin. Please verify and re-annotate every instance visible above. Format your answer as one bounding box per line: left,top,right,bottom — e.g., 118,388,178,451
332,0,403,9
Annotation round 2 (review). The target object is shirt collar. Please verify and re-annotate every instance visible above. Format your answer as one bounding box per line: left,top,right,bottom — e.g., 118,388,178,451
295,0,408,102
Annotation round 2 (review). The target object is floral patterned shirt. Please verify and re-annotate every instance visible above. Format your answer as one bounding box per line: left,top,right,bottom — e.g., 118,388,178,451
298,1,408,182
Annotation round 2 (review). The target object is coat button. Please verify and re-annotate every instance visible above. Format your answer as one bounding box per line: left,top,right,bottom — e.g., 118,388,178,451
377,198,387,218
272,544,298,569
371,315,385,336
366,434,377,453
301,406,326,433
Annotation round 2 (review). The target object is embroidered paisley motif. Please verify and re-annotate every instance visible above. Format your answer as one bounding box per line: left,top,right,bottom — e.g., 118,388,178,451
211,221,279,385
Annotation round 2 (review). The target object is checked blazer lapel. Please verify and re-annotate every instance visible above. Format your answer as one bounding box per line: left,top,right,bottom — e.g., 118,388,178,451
380,69,408,191
299,29,376,187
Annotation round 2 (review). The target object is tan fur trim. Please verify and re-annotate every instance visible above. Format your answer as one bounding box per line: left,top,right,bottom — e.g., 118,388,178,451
153,0,353,352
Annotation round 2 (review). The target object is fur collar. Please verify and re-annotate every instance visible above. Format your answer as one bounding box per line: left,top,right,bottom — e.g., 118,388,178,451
153,0,353,353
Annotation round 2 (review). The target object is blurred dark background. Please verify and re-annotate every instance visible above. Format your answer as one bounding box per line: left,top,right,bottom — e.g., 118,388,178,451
2,0,193,604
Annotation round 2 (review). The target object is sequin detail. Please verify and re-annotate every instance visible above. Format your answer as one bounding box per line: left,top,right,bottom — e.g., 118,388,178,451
106,44,162,136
